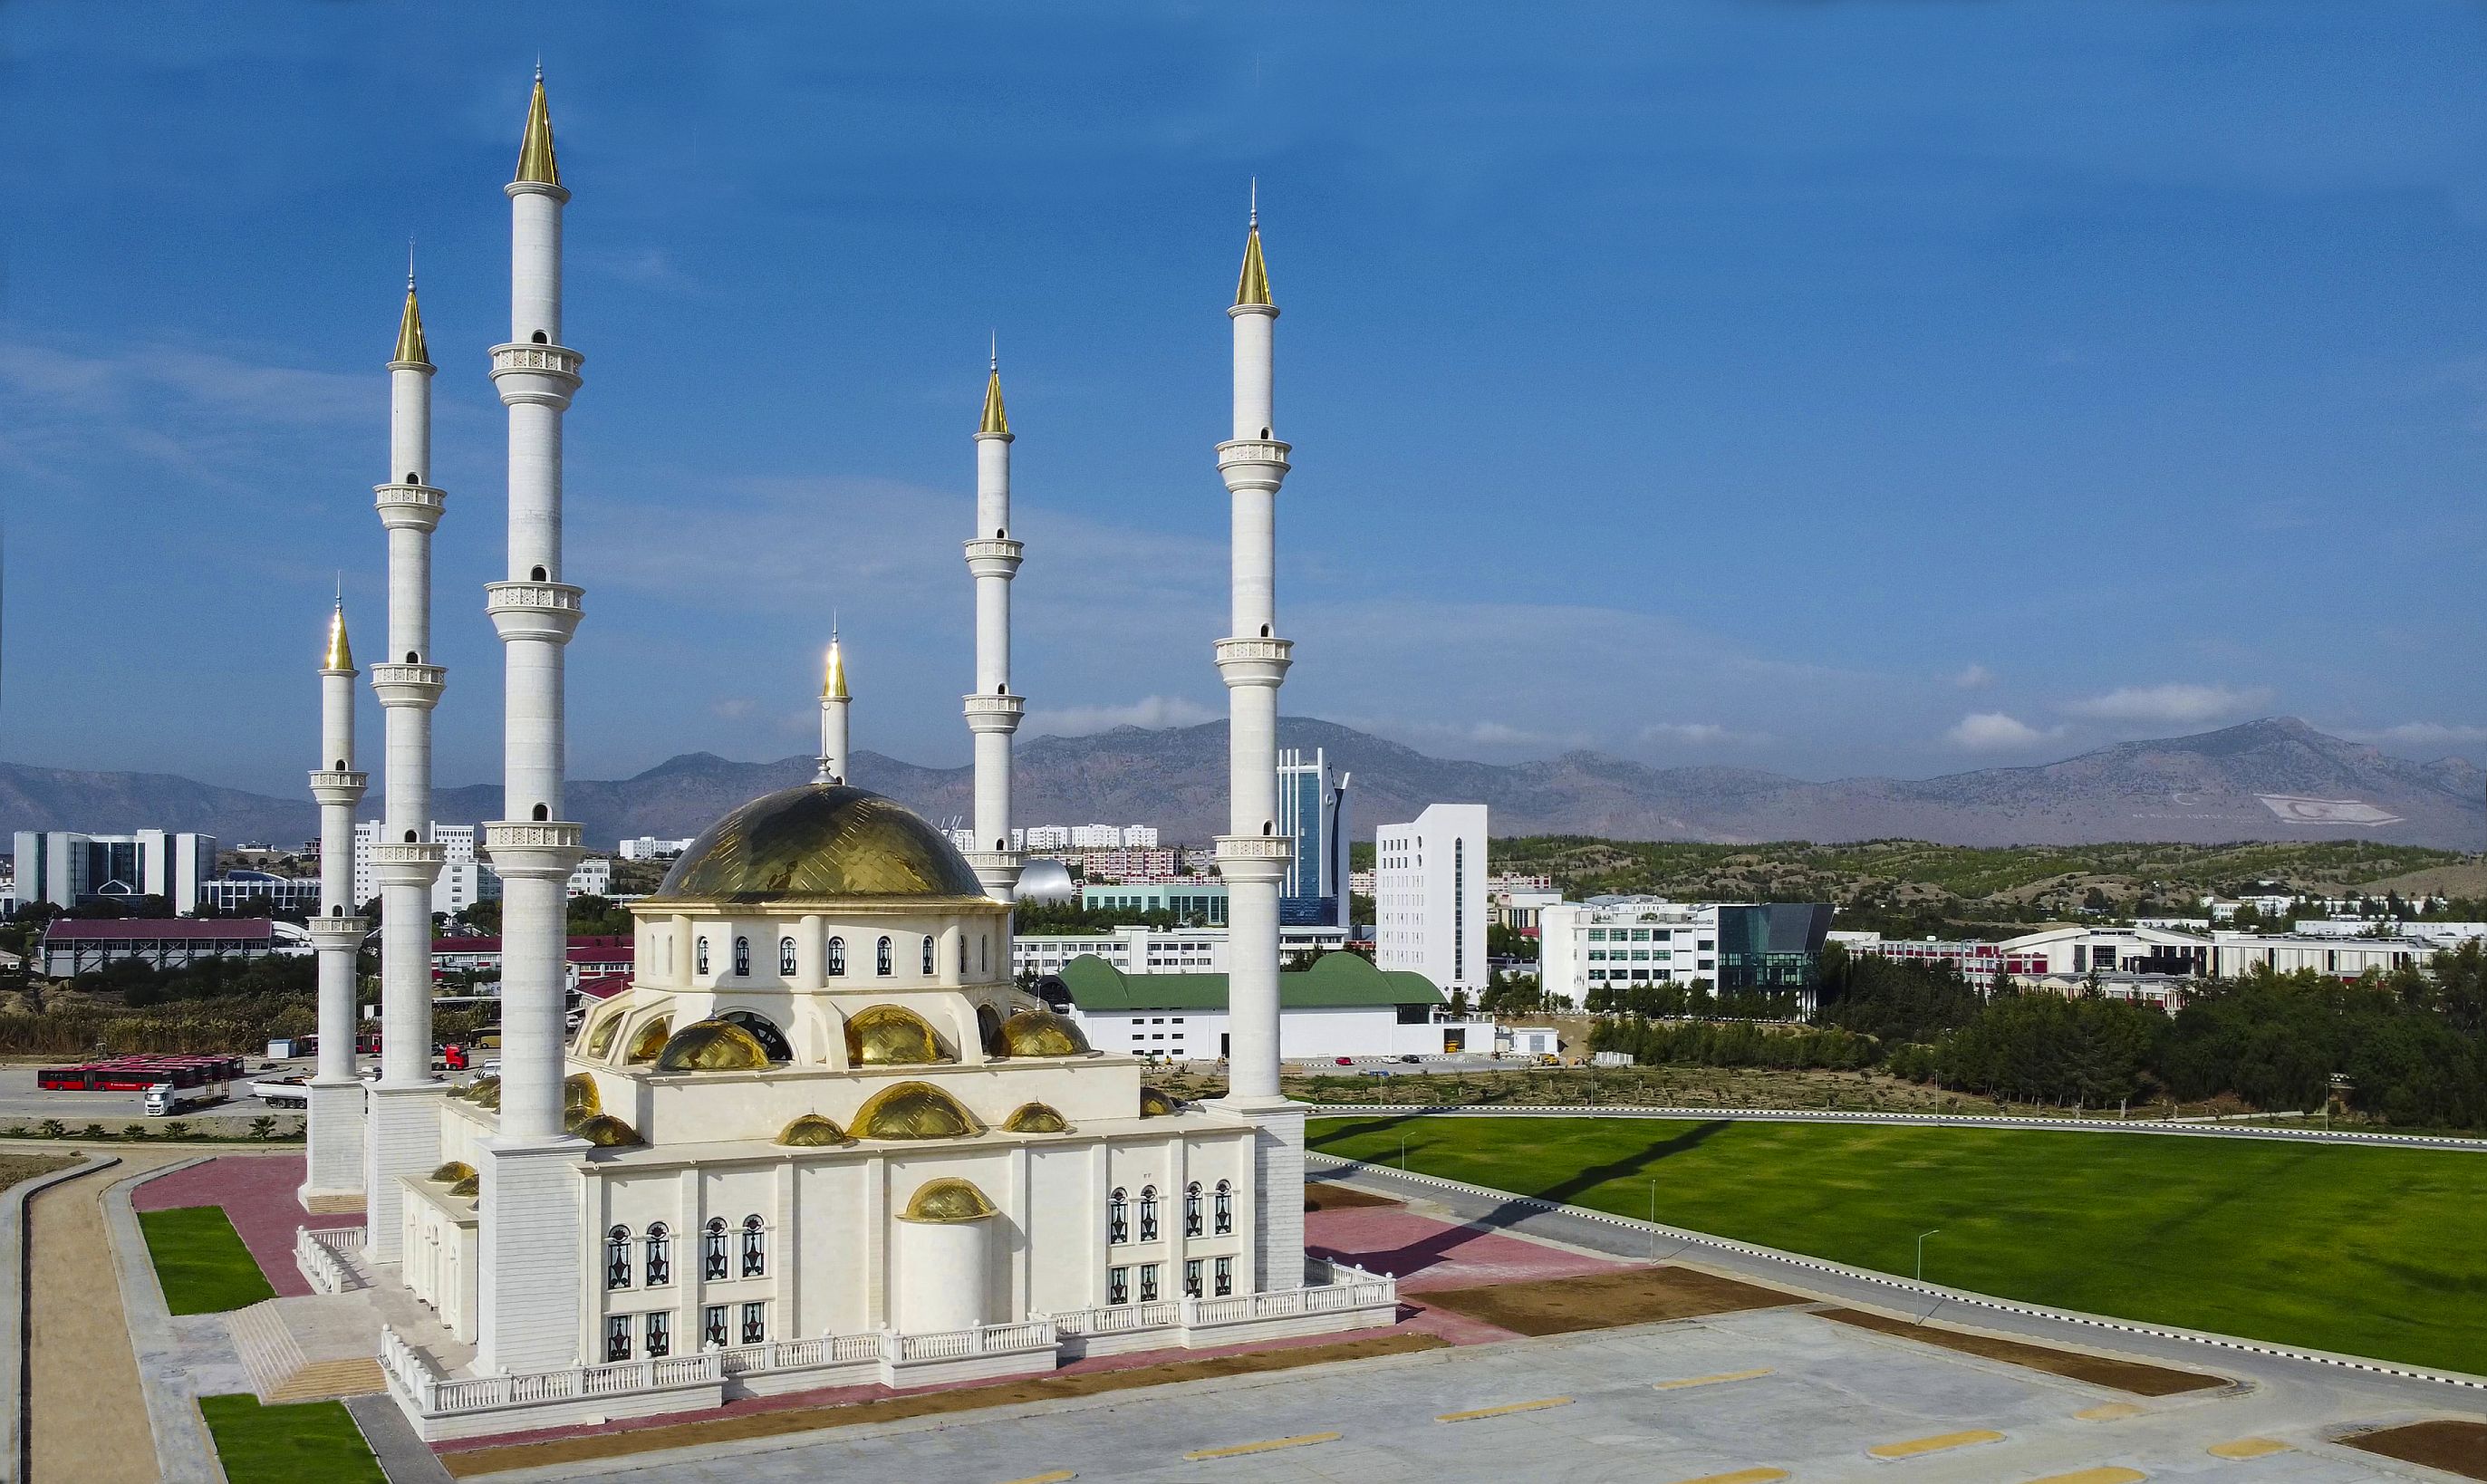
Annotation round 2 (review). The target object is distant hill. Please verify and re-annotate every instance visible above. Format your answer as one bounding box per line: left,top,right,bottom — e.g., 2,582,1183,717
4,717,2480,852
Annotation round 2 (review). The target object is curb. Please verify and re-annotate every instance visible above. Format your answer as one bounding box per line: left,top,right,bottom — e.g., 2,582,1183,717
1307,1152,2487,1393
3,1154,114,1484
101,1157,227,1483
1303,1103,2486,1152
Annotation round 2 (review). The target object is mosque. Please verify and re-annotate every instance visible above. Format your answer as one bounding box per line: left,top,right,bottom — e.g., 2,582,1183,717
298,73,1397,1438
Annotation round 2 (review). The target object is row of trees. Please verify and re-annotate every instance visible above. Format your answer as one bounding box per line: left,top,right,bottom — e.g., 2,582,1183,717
1588,1017,1878,1071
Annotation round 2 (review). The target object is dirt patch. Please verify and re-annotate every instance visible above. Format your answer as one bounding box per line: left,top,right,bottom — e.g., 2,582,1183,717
1306,1182,1400,1211
1418,1263,1801,1337
2340,1419,2487,1480
0,1152,73,1191
1816,1308,2225,1396
438,1330,1449,1477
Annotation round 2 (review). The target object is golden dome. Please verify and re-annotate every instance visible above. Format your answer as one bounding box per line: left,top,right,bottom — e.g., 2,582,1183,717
448,1173,480,1198
997,1008,1091,1058
844,1005,950,1067
654,782,988,902
583,1012,622,1059
853,1080,984,1140
776,1113,853,1147
429,1161,476,1185
625,1017,670,1065
564,1073,602,1125
1139,1085,1180,1118
574,1114,641,1147
901,1177,998,1223
654,1019,772,1073
1003,1102,1069,1134
463,1076,501,1108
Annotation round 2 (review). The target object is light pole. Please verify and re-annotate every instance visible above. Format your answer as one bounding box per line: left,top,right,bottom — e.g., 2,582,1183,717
1648,1178,1659,1259
1399,1132,1408,1171
1915,1229,1940,1283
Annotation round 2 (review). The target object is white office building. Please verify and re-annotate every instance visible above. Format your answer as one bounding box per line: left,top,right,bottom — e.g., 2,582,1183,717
1045,952,1494,1062
1374,804,1489,994
10,829,217,911
569,856,613,898
1539,897,1717,1007
616,836,695,862
1015,925,1348,980
355,820,500,918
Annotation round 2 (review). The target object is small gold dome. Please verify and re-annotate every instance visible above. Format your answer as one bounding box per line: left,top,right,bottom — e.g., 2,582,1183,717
625,1017,671,1065
464,1076,502,1108
1003,1102,1069,1134
901,1177,998,1223
1140,1085,1180,1118
564,1073,602,1124
448,1173,480,1198
845,1005,950,1066
583,1013,622,1059
574,1113,641,1147
429,1161,477,1184
998,1008,1091,1057
776,1113,853,1147
655,1018,772,1073
853,1080,984,1140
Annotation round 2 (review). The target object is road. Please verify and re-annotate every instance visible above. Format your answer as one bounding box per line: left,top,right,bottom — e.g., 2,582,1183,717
0,1059,345,1123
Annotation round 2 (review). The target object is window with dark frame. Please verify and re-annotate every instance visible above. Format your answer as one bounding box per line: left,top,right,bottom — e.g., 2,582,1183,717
1184,1181,1202,1237
779,937,797,976
605,1314,631,1362
1138,1185,1159,1242
1213,1180,1233,1235
703,1217,729,1280
740,1215,766,1277
828,936,846,976
645,1310,670,1357
734,936,751,977
1107,1187,1128,1244
1214,1255,1233,1296
1184,1258,1203,1297
644,1223,670,1286
703,1304,728,1348
740,1301,766,1344
1108,1265,1130,1305
605,1225,631,1289
877,936,892,976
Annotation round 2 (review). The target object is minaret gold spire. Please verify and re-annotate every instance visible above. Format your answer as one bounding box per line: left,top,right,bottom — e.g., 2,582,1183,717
1235,182,1272,308
822,627,849,699
393,272,430,367
323,600,354,671
515,67,561,188
979,341,1009,436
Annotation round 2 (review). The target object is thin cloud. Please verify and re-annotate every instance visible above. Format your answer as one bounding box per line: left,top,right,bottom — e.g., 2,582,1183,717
1952,663,1996,690
1946,712,2059,751
1023,695,1219,737
2341,721,2487,747
1637,722,1769,748
2063,682,2270,728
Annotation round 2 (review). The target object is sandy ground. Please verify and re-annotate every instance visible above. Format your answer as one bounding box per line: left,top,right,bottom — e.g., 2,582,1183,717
2338,1418,2487,1479
1416,1263,1801,1336
1817,1306,2226,1396
25,1148,194,1484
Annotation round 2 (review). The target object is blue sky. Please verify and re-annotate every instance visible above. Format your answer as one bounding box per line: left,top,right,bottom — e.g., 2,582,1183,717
6,2,2487,796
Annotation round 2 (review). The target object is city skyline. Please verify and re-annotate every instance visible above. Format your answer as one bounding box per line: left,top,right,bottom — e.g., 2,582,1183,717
7,4,2487,798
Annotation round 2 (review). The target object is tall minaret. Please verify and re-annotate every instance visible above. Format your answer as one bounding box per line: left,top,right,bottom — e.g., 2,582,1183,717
476,66,588,1376
961,344,1027,899
818,627,851,783
363,265,450,1259
1212,188,1304,1290
303,599,369,1205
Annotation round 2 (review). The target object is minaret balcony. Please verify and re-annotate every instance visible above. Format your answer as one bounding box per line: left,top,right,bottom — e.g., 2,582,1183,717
488,342,584,407
963,692,1026,734
1215,438,1291,494
1213,636,1293,687
1213,834,1293,884
374,483,447,531
370,662,448,708
963,537,1024,578
370,840,448,889
483,820,586,878
485,581,585,643
306,915,371,949
309,769,370,806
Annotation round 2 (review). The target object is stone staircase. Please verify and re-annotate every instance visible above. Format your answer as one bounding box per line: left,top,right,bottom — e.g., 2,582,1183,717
225,1299,384,1402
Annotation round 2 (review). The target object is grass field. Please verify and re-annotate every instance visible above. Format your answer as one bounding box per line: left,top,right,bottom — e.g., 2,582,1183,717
199,1395,384,1484
137,1205,275,1314
1307,1114,2487,1376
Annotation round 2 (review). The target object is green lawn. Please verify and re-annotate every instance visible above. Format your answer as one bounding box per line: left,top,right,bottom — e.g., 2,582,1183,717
1308,1114,2487,1376
136,1205,276,1315
198,1395,384,1484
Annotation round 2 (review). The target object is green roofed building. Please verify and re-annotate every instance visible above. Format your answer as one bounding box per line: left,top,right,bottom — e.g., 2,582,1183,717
1038,950,1496,1062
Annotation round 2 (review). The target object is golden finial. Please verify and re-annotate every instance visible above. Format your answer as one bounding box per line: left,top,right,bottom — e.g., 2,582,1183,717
323,600,354,672
979,338,1009,436
822,625,849,699
1234,181,1272,307
516,68,561,187
393,266,429,367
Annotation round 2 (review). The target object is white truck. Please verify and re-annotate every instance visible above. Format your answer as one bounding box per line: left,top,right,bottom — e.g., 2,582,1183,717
249,1076,310,1109
144,1082,228,1117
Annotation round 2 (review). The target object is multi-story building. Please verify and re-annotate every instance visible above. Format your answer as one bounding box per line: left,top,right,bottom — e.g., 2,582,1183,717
1022,825,1072,852
1077,847,1182,882
354,820,501,918
568,856,613,898
1539,896,1833,1009
1014,924,1347,980
1080,882,1228,924
1276,747,1350,927
1041,950,1491,1061
1122,824,1160,848
198,870,324,915
1490,883,1562,932
430,933,635,988
615,836,695,862
38,917,300,977
1374,804,1489,994
11,829,217,911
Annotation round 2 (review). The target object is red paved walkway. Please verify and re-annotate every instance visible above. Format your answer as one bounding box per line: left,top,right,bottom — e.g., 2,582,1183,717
131,1153,360,1298
1306,1205,1632,1293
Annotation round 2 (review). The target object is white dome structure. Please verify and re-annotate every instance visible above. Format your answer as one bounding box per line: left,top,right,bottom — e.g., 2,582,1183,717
1015,856,1076,903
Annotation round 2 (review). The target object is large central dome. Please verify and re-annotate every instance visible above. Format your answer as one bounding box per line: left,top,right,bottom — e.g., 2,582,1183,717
654,782,988,901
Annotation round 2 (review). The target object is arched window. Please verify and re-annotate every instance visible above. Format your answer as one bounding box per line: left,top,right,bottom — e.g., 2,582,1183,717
1184,1181,1203,1237
695,938,710,976
703,1217,729,1280
740,1215,766,1277
1213,1180,1233,1235
1107,1187,1129,1245
605,1225,632,1290
921,937,936,976
876,936,892,977
644,1223,671,1286
779,937,797,976
979,935,988,973
958,934,968,974
1138,1185,1160,1242
733,937,751,977
827,936,846,977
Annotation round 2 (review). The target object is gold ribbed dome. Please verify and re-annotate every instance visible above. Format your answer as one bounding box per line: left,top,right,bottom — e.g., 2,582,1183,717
997,1008,1091,1057
853,1080,984,1140
655,782,987,902
463,1076,501,1108
776,1113,853,1147
448,1172,480,1198
654,1019,772,1073
1003,1102,1069,1134
844,1005,949,1066
625,1017,670,1065
574,1113,641,1147
901,1177,998,1223
429,1161,477,1184
564,1073,602,1126
583,1013,621,1059
1140,1085,1180,1118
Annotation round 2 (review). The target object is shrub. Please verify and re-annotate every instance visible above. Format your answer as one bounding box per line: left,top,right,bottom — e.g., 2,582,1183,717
162,1120,189,1139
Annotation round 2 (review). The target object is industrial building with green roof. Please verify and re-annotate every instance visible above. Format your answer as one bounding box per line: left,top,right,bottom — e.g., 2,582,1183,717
1037,951,1492,1062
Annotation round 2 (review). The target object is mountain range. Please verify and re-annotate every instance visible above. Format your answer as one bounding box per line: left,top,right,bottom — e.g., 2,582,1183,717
2,717,2478,853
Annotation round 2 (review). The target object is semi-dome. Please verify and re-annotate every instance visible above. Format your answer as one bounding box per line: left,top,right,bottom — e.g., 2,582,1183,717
853,1080,984,1140
429,1161,477,1185
1003,1101,1070,1133
654,781,987,901
625,1017,670,1065
845,1005,950,1066
574,1113,642,1147
901,1177,998,1223
564,1073,602,1124
776,1113,853,1147
1139,1085,1180,1118
996,1008,1090,1057
654,1018,772,1073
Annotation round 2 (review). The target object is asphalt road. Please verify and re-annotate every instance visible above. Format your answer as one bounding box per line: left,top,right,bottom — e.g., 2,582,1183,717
0,1059,342,1123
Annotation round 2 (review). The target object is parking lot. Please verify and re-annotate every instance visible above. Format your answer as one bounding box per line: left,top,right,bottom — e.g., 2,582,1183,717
0,1059,330,1124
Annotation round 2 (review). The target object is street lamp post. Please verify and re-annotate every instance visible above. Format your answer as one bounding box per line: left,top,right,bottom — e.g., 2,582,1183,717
1648,1177,1659,1259
1915,1229,1940,1283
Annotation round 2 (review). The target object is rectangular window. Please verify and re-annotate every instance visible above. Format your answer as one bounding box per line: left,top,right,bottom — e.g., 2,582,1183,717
1108,1266,1131,1305
605,1315,632,1363
1213,1256,1233,1296
1139,1263,1161,1302
740,1302,766,1345
645,1310,670,1358
1184,1258,1204,1297
1586,930,1605,942
703,1304,728,1348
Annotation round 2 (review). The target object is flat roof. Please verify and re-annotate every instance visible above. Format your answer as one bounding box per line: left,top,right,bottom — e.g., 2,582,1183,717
1049,950,1443,1012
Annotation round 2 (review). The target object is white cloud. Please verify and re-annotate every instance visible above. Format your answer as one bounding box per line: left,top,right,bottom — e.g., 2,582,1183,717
1952,663,1997,690
2063,682,2271,728
1022,695,1219,737
2341,721,2487,747
1946,712,2058,751
710,697,758,721
1636,722,1769,748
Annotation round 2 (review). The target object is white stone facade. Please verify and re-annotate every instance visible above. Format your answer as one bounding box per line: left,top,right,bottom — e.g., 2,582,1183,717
1374,804,1489,993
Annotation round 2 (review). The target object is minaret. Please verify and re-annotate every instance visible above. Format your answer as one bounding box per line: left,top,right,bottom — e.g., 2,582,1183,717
475,66,588,1375
303,599,369,1206
364,265,450,1258
818,627,851,783
1212,187,1305,1290
962,343,1027,900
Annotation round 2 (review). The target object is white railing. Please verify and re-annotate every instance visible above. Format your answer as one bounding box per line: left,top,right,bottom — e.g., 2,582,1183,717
887,1317,1056,1364
299,1227,367,1295
1050,1300,1180,1337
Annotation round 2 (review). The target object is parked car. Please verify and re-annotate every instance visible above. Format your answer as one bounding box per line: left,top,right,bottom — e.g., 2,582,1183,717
1398,1054,1421,1064
1333,1056,1354,1065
